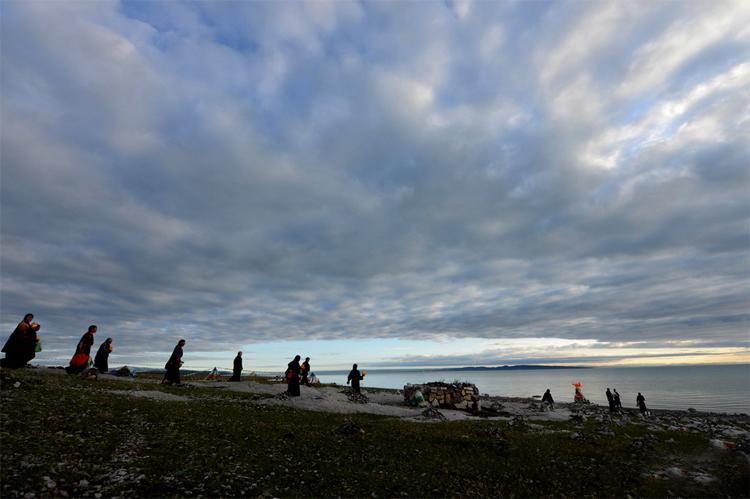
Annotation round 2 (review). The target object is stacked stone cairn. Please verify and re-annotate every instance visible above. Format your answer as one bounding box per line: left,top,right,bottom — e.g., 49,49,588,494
403,382,481,412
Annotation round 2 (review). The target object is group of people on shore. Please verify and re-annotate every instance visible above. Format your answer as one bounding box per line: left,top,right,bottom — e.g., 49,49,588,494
540,386,650,415
4,314,650,414
283,357,365,397
0,315,114,375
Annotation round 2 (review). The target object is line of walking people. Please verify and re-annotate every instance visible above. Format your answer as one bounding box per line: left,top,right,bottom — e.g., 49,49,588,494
0,314,113,374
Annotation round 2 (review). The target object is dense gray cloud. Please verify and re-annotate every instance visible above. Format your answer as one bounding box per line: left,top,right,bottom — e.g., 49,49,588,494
1,1,748,365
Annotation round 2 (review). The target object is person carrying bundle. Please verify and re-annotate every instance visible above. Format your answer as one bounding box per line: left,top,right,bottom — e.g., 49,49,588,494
66,325,97,375
347,363,364,394
1,313,40,368
94,338,113,373
286,355,301,396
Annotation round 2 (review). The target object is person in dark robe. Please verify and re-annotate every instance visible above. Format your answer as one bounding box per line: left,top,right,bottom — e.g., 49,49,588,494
1,314,39,368
286,355,301,396
605,388,615,412
230,351,243,381
300,357,311,386
636,392,649,416
93,337,113,373
347,363,364,394
66,325,97,375
613,389,623,412
162,339,186,385
542,388,554,409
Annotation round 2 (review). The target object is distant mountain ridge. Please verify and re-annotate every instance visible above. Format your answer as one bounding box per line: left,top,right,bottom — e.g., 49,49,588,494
439,365,589,371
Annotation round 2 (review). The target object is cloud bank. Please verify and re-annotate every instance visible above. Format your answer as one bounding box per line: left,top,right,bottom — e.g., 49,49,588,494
1,1,748,368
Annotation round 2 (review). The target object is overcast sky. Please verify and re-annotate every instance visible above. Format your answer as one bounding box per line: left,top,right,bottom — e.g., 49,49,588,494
1,0,749,372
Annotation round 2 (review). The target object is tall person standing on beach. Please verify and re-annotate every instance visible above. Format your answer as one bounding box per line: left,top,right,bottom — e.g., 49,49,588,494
636,392,649,416
230,351,243,381
347,363,364,394
162,339,186,385
606,388,615,412
65,325,97,375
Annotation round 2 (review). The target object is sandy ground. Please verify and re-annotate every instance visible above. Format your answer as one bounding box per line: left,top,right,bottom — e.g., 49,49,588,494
186,380,576,422
30,368,577,422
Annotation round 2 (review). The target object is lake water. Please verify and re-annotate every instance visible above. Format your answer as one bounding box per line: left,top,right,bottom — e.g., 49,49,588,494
315,364,750,414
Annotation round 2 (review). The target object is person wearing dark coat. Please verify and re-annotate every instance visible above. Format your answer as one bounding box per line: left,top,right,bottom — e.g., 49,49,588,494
230,351,243,381
66,325,97,375
541,388,554,409
286,355,301,396
347,363,364,394
300,357,311,386
162,339,186,385
606,388,615,412
1,314,39,368
636,392,649,415
613,389,623,412
93,338,113,373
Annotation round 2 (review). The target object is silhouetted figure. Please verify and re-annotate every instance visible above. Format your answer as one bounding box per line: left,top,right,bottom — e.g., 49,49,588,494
66,325,97,375
286,355,301,396
300,357,311,386
636,392,649,416
347,363,364,394
230,351,243,381
1,314,40,368
542,388,554,409
613,389,623,412
93,338,113,373
162,339,186,385
606,388,615,412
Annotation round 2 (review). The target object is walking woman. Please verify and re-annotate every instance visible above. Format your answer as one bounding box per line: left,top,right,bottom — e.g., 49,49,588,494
286,355,301,396
94,337,113,373
1,313,40,368
66,325,97,375
162,339,186,385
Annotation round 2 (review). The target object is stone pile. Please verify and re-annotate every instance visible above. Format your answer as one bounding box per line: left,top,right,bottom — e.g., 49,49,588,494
335,419,364,437
346,391,369,404
403,382,481,412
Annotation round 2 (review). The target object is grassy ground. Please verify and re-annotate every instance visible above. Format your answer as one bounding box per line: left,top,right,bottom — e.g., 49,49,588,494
1,368,748,498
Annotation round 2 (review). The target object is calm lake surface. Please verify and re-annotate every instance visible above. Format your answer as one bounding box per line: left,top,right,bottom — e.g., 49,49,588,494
316,364,750,414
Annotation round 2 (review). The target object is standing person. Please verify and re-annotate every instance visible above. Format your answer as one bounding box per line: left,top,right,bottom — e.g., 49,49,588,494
636,392,649,416
542,388,554,410
286,355,301,396
93,338,113,373
300,357,311,386
162,339,186,385
347,363,364,394
605,388,615,412
66,325,97,375
230,351,243,381
613,389,623,412
1,314,40,368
